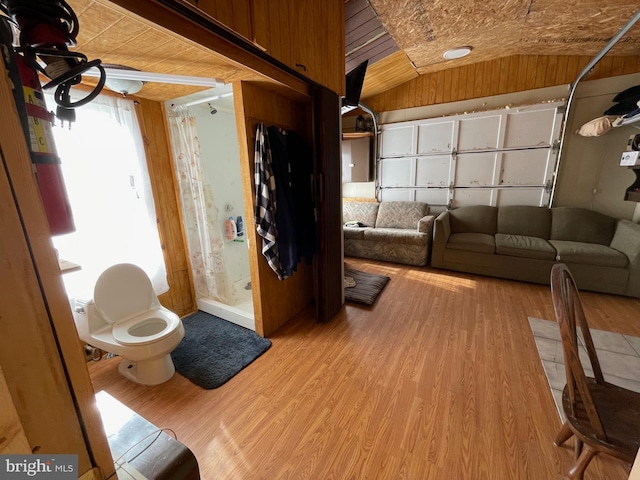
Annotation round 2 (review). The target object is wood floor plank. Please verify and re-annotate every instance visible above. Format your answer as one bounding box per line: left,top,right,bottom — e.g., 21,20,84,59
88,258,640,479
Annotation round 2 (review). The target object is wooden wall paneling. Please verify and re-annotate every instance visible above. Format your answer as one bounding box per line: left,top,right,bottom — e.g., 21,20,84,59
135,98,196,318
0,60,113,477
0,364,30,453
233,81,315,337
465,63,475,100
364,54,640,113
450,67,460,103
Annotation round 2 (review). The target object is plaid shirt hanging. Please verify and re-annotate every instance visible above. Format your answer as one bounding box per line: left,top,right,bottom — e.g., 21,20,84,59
254,122,284,279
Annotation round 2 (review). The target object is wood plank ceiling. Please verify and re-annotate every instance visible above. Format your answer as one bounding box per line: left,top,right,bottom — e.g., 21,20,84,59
67,0,261,102
56,0,640,103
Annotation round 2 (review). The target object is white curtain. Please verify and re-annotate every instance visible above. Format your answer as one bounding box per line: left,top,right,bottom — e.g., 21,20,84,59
167,105,234,303
48,93,168,300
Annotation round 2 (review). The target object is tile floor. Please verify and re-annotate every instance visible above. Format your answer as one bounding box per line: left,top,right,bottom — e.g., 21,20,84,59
528,317,640,421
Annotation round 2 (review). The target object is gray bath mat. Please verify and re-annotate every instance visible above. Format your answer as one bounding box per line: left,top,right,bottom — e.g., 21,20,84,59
171,311,271,389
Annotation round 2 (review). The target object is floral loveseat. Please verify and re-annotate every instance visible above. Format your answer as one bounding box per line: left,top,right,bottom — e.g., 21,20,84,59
432,205,640,297
343,200,435,266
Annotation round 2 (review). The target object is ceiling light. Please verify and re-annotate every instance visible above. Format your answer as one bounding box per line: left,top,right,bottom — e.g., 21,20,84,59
104,78,144,95
443,46,472,60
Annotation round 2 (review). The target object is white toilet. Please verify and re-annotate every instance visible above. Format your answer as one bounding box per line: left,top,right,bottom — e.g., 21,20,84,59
72,263,185,385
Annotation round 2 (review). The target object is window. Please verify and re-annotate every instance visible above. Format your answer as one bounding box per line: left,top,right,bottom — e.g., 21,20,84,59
46,93,168,300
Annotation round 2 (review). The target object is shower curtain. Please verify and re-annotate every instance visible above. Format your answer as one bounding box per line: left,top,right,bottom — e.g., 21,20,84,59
168,105,235,304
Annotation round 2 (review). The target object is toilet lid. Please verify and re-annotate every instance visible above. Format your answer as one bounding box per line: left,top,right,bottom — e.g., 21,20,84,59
94,264,155,324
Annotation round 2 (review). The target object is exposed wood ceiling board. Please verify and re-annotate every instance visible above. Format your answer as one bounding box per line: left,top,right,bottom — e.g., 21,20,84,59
360,50,418,99
345,18,387,53
346,36,398,73
345,0,399,76
369,0,640,75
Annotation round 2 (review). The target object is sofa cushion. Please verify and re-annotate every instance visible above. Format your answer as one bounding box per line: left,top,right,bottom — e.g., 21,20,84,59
343,201,379,227
549,240,629,267
449,206,497,235
447,232,495,253
497,206,551,238
550,207,616,246
343,227,367,240
375,201,430,229
495,233,556,260
363,228,429,246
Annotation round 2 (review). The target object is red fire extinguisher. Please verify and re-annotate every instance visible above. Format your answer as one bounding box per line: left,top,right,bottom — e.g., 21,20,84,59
1,0,105,236
14,52,75,236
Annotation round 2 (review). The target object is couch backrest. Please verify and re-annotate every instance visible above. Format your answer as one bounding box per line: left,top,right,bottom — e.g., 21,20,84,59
375,201,430,229
343,201,379,227
550,207,616,245
449,206,497,235
497,206,551,238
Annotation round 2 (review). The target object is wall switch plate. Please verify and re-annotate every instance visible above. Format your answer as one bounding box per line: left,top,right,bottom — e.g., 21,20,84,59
621,150,640,167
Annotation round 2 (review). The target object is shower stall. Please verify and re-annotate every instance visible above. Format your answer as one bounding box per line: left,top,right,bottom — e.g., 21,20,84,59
167,90,254,330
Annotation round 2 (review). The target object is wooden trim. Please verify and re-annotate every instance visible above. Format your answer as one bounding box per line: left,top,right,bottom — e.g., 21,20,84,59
342,132,374,139
0,60,113,477
103,0,311,100
135,98,197,317
0,365,30,453
233,81,315,336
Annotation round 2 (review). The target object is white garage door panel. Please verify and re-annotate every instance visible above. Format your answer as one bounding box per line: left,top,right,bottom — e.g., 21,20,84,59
415,188,448,206
380,158,413,186
455,153,498,186
497,188,545,206
380,189,415,201
452,189,493,207
377,101,564,208
417,121,455,154
458,115,502,151
501,150,552,185
504,109,558,148
416,156,451,186
380,126,415,156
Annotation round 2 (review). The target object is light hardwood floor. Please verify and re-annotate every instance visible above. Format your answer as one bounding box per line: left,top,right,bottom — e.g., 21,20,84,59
88,259,640,479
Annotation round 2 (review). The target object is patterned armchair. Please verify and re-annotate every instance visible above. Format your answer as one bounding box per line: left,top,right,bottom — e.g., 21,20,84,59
343,201,435,266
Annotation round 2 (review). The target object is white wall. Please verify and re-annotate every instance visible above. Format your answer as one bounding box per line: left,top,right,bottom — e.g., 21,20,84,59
191,104,251,286
554,73,640,220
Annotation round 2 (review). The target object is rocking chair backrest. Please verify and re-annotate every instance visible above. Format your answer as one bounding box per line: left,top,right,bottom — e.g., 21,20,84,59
550,263,607,440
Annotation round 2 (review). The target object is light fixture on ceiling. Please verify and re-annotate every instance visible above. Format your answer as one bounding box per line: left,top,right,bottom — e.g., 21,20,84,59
104,78,144,95
443,46,473,60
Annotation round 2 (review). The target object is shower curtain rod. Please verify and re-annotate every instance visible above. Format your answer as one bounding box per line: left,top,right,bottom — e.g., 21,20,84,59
178,91,234,108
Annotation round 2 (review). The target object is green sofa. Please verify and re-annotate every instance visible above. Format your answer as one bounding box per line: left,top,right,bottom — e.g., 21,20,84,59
343,201,435,266
432,205,640,297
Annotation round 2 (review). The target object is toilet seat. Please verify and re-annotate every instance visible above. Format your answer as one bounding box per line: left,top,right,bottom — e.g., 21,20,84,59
94,263,182,346
94,263,158,324
112,309,181,346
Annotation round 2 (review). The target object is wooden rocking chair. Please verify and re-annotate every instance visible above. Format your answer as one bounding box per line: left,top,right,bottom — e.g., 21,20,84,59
550,263,640,480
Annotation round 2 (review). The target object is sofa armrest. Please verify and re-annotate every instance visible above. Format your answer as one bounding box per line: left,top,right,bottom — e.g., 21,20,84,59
431,211,451,267
610,219,640,297
417,215,436,234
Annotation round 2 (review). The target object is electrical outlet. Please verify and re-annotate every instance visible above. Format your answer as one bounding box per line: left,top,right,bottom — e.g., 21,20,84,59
621,151,640,167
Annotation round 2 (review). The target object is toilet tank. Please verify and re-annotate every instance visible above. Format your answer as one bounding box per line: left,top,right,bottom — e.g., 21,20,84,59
71,298,107,340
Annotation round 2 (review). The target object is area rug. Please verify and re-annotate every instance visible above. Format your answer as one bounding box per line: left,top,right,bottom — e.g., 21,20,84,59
528,317,640,421
171,311,271,389
344,268,390,305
